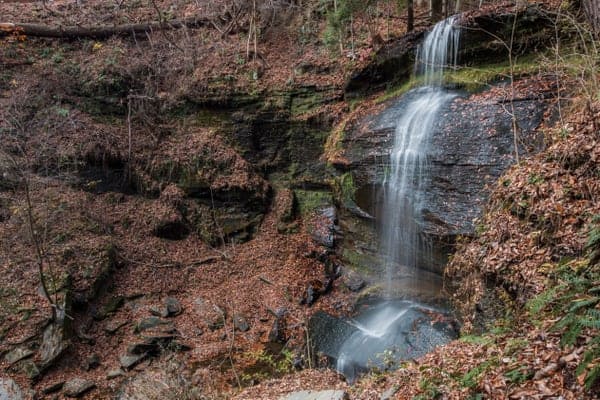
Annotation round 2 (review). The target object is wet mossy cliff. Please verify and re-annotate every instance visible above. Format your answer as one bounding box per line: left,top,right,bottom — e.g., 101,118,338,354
332,4,561,288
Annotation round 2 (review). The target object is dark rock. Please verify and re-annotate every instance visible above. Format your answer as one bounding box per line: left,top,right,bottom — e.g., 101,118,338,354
345,30,423,97
164,297,182,317
343,271,366,292
119,353,147,370
104,320,128,335
94,296,125,320
19,360,40,380
0,377,23,400
134,317,172,333
268,308,287,344
338,80,551,275
4,347,34,365
85,354,100,371
127,335,177,355
233,314,250,332
41,382,64,395
151,217,190,241
63,378,95,398
308,311,358,360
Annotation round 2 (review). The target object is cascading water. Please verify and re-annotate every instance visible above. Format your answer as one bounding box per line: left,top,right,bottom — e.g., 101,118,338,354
382,15,460,290
336,16,461,381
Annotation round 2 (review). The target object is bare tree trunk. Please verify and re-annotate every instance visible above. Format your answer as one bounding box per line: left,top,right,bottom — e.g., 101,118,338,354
0,17,210,39
583,0,600,34
430,0,443,22
407,0,414,32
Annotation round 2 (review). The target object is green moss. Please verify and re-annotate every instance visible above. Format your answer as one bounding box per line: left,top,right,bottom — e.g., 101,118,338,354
333,172,356,209
375,77,423,104
294,189,332,216
445,54,542,92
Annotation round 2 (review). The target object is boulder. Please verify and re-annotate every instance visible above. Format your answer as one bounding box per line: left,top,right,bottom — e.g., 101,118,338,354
63,378,96,398
233,314,250,332
164,297,182,317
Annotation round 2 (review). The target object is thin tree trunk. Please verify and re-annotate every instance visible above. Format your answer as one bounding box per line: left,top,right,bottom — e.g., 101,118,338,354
407,0,414,32
430,0,443,22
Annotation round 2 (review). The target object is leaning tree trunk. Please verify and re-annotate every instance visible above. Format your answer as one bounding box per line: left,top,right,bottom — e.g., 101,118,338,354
0,16,210,39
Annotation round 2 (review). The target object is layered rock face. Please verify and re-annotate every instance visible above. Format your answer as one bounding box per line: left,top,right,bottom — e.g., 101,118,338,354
337,83,552,276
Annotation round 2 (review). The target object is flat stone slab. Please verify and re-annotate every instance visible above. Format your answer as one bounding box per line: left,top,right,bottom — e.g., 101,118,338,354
4,347,34,364
281,390,347,400
0,377,23,400
63,378,96,398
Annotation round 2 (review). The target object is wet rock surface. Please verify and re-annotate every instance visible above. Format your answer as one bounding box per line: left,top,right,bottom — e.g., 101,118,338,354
309,301,458,382
338,84,551,275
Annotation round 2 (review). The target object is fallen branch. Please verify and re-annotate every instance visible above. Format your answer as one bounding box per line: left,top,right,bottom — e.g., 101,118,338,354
0,16,211,39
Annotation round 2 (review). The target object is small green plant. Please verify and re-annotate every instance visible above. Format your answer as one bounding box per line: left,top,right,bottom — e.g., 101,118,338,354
504,366,533,384
459,360,496,389
414,376,442,400
240,348,295,385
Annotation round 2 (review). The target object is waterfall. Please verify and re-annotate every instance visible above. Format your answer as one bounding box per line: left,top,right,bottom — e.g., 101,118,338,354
335,16,461,381
381,16,460,293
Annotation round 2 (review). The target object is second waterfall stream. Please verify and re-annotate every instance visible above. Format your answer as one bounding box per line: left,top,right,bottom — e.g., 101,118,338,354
336,16,461,380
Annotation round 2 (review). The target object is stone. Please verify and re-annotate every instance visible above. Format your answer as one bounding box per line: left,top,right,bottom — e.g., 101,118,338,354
104,320,128,335
134,317,171,333
281,390,347,400
41,382,64,395
85,353,100,371
0,377,23,400
308,312,358,361
193,298,225,330
164,297,182,317
39,307,72,370
19,360,40,380
4,347,34,364
233,314,250,332
63,378,96,398
127,334,177,355
343,271,366,292
95,296,125,320
107,369,124,380
119,353,147,370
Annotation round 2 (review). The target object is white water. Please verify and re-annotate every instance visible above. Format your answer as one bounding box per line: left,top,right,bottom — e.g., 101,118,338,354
336,16,461,380
382,16,460,290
